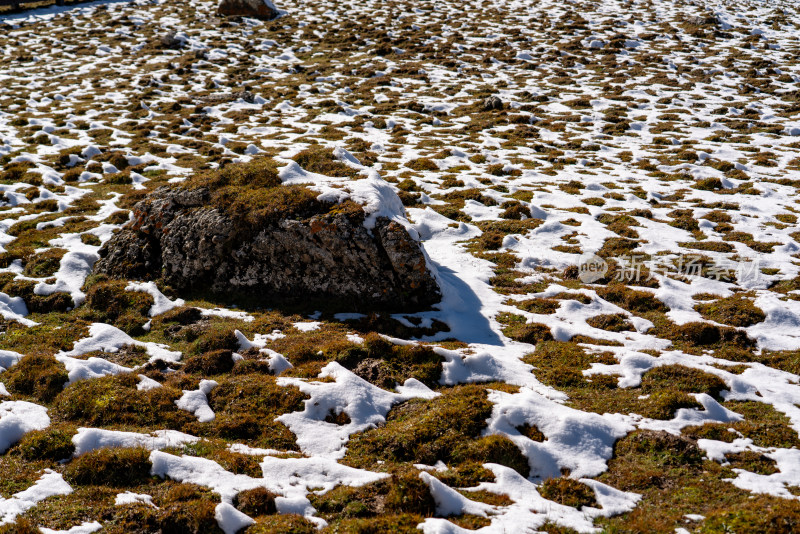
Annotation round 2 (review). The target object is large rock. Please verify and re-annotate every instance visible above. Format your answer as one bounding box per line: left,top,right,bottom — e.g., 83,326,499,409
218,0,280,20
94,178,441,312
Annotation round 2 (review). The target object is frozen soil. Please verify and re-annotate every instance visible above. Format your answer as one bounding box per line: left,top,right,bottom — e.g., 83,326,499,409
1,0,800,532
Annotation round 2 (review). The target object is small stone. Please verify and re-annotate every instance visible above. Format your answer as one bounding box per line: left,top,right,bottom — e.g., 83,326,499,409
483,95,503,111
158,32,182,49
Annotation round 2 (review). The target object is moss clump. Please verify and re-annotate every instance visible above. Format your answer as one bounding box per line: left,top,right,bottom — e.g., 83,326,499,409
346,385,492,466
335,334,444,389
673,321,754,348
433,462,496,488
188,325,239,355
641,365,727,399
13,425,76,461
724,451,778,475
454,435,530,478
596,284,667,313
293,146,359,177
685,401,800,449
406,157,439,171
242,514,317,533
586,313,634,332
22,248,66,278
312,468,435,521
159,500,223,534
501,317,553,344
500,201,532,220
698,496,800,533
523,341,594,389
157,306,203,325
0,517,39,534
182,157,356,229
539,477,598,509
3,353,68,402
64,447,152,487
1,279,73,314
346,385,528,477
207,374,306,446
695,293,766,327
515,298,560,314
53,374,192,429
644,391,703,420
234,487,278,516
84,278,153,333
183,349,235,375
185,156,281,191
615,431,703,473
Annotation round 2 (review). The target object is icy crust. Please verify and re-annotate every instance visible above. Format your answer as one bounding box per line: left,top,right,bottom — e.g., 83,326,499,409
276,362,439,459
278,154,423,236
56,323,181,384
0,401,50,453
72,428,199,457
419,466,640,534
150,451,388,528
0,470,72,526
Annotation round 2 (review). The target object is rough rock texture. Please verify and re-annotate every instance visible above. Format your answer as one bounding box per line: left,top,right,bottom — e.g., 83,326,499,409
94,186,441,311
483,96,503,111
218,0,280,20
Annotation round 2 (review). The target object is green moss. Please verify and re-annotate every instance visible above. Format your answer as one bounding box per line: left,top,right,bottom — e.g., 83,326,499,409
179,156,363,231
53,374,193,429
1,279,73,314
685,401,800,449
84,278,153,328
515,298,560,314
596,284,667,313
453,434,529,478
3,353,68,402
312,468,435,522
586,313,634,332
406,158,439,172
22,248,66,278
64,447,153,487
207,374,306,447
695,293,766,327
13,424,76,461
334,334,443,389
641,365,727,400
188,325,240,355
501,318,553,344
539,477,598,509
159,499,223,534
345,385,526,477
724,451,778,475
183,349,235,375
698,497,800,533
234,487,278,516
292,146,359,177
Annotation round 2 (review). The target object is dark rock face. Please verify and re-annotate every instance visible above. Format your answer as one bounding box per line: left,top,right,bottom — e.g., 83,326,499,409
94,186,441,311
483,96,503,111
218,0,280,20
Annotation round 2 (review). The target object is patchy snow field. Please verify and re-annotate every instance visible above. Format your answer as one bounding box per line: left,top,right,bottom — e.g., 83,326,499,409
0,0,800,532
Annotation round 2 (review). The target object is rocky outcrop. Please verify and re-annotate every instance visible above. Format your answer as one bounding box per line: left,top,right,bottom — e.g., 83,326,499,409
218,0,280,20
94,186,441,312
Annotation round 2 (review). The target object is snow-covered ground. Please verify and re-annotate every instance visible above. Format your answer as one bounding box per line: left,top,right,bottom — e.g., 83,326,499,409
1,0,800,532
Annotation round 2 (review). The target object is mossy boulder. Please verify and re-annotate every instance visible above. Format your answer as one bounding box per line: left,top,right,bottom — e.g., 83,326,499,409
93,158,440,312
